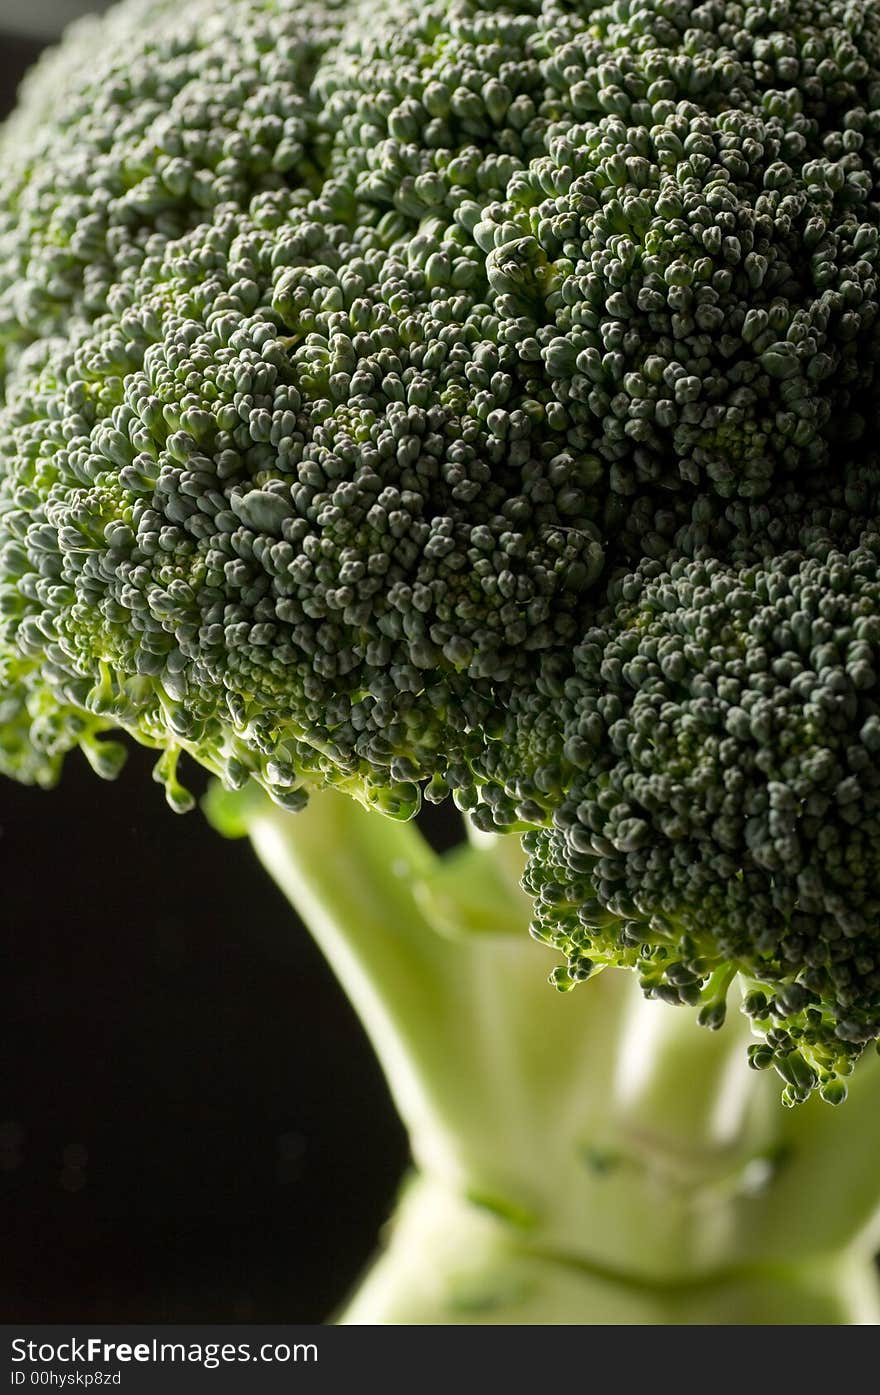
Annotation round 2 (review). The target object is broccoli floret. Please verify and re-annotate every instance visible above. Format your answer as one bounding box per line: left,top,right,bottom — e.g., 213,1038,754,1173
3,0,880,1101
0,0,346,377
0,189,602,813
501,538,880,1104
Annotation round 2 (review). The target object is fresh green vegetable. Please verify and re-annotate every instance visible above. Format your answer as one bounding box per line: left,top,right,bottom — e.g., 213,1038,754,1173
4,0,880,1324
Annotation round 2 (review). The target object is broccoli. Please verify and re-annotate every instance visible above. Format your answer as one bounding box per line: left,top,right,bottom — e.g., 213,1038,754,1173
4,0,880,1325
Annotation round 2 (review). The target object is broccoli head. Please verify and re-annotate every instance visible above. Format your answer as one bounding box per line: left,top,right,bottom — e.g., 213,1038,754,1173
3,0,880,1099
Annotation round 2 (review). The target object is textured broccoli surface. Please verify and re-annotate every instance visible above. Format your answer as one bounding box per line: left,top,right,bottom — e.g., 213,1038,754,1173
513,538,880,1103
3,0,880,1098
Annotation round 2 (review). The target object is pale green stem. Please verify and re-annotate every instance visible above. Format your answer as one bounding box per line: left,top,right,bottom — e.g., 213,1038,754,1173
240,789,880,1321
340,1176,880,1326
246,789,632,1201
729,1051,880,1267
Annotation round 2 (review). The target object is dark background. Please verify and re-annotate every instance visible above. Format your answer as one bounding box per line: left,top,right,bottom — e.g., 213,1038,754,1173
0,20,425,1323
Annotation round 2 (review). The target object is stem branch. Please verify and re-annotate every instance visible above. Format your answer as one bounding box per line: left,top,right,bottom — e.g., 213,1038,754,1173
236,789,880,1318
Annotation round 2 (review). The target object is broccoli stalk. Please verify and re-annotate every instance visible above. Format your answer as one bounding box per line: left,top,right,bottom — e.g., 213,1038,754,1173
211,785,880,1324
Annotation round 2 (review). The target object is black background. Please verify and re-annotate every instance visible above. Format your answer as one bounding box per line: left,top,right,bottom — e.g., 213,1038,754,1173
0,28,424,1323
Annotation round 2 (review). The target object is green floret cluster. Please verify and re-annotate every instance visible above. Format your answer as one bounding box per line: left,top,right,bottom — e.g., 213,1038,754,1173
3,0,880,1097
0,0,346,371
513,537,880,1104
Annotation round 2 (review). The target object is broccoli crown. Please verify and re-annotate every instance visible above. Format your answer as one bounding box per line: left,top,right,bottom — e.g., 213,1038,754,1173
3,0,880,1096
